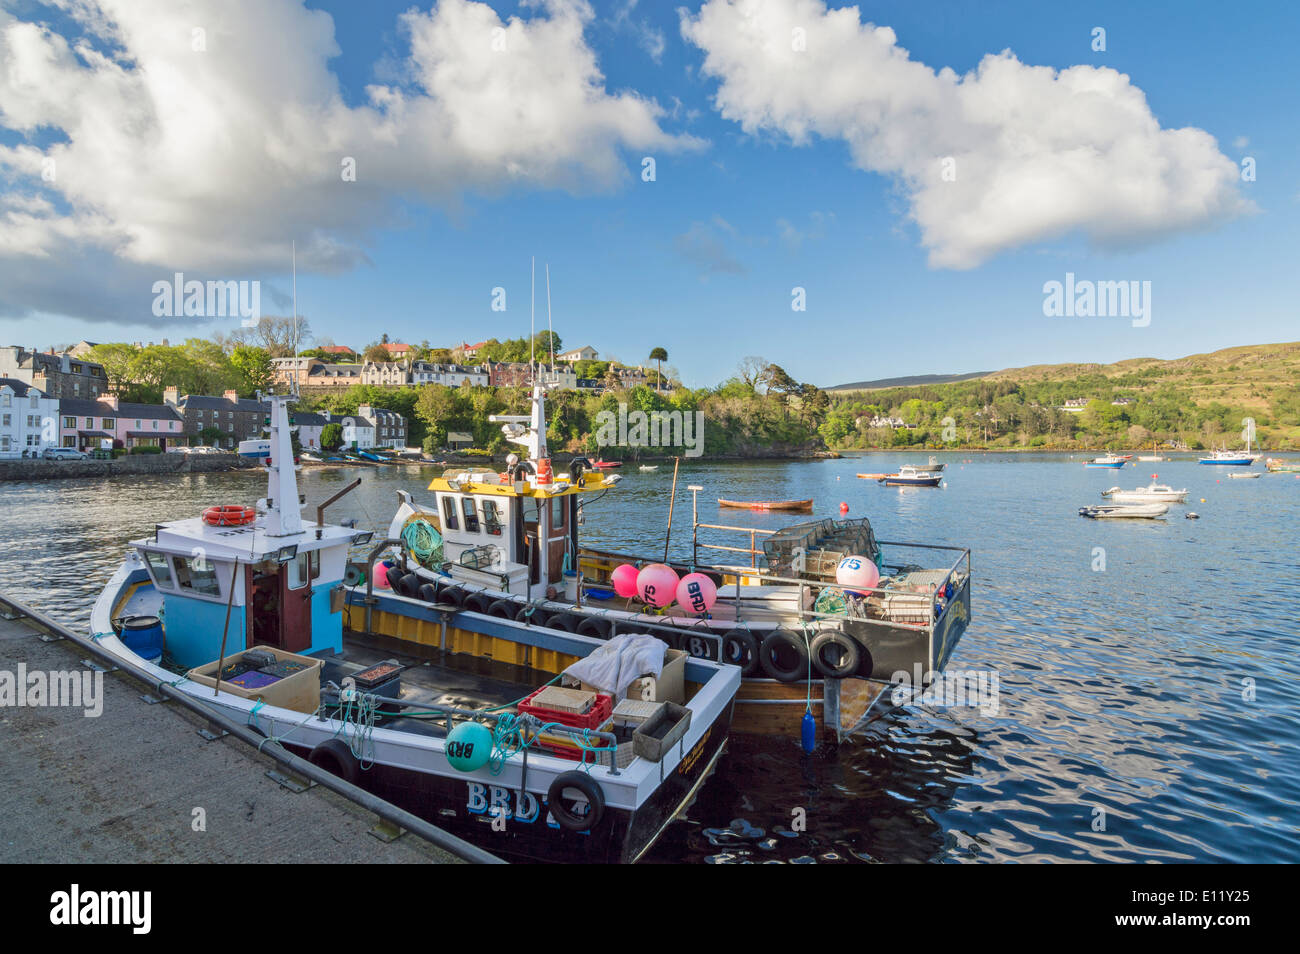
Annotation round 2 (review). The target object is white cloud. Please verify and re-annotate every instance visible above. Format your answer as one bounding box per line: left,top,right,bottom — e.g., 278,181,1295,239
0,0,698,320
681,0,1250,269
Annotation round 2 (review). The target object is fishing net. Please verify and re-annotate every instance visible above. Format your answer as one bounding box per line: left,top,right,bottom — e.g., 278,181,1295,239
401,516,443,568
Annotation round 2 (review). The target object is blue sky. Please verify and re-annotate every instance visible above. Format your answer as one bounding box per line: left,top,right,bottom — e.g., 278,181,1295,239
0,0,1295,388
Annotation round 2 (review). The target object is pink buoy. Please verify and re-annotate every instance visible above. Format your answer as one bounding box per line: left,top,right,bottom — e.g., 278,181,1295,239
637,563,679,608
836,555,880,595
611,563,640,599
676,573,717,615
372,560,392,589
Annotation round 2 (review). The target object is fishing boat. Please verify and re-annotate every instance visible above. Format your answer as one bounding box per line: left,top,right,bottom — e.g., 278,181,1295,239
90,391,739,863
718,498,814,512
1100,482,1188,504
380,384,973,744
923,455,946,472
1084,455,1127,469
1265,458,1300,473
1078,503,1169,519
638,465,659,472
878,465,942,487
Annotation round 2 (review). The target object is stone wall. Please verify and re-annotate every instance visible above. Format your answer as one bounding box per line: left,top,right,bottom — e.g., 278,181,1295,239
0,453,259,482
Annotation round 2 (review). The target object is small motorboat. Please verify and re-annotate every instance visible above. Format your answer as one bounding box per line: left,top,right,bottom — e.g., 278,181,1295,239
1265,458,1300,473
879,466,942,487
718,497,814,512
638,464,659,472
1084,455,1127,469
1229,472,1261,479
1101,483,1188,504
1078,503,1169,519
857,473,889,479
924,456,946,472
592,459,623,469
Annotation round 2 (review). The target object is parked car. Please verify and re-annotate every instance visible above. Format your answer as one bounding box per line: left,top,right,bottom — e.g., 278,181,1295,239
43,447,88,461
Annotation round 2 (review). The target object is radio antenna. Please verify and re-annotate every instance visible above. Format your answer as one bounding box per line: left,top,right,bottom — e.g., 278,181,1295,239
546,264,554,371
529,256,535,387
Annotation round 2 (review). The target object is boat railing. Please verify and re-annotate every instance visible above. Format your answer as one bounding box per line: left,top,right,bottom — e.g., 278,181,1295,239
693,522,777,568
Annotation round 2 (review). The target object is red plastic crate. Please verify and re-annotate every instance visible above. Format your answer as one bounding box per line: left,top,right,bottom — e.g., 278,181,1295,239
518,687,613,730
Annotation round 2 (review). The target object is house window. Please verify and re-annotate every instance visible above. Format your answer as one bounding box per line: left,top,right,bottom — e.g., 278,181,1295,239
30,395,38,408
152,420,158,429
63,416,75,428
1,395,9,408
86,418,93,428
102,418,114,429
1,414,9,427
135,419,141,428
441,495,459,532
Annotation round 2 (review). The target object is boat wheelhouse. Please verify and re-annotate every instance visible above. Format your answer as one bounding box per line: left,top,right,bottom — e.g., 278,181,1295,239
91,391,739,863
379,386,974,743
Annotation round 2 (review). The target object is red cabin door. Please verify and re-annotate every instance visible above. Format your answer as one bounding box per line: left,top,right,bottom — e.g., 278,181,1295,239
279,562,313,652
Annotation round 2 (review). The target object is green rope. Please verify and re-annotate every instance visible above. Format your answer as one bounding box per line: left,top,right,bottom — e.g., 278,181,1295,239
401,518,443,567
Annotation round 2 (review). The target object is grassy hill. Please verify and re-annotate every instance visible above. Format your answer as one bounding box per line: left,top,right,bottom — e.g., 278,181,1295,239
827,370,993,392
819,342,1300,451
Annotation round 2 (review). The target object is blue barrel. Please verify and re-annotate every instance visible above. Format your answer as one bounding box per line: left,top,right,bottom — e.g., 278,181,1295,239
120,615,164,663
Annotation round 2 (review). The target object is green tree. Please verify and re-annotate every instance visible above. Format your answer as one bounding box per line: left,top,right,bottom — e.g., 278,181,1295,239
649,347,668,389
229,346,274,396
320,422,343,451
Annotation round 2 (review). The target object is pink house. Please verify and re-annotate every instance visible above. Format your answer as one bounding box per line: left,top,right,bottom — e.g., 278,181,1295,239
58,394,184,451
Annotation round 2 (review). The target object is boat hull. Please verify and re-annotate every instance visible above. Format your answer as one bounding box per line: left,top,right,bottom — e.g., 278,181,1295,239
717,498,814,511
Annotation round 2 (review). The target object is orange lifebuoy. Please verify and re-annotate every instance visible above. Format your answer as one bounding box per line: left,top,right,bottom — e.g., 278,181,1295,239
202,505,257,527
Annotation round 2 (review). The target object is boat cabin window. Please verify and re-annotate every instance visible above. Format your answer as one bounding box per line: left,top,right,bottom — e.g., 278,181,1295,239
144,551,174,590
172,555,221,598
551,497,566,531
441,495,458,531
290,549,320,589
482,499,503,536
461,496,480,533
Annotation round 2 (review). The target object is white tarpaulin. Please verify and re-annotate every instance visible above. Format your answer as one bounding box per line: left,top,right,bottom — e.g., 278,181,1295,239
561,633,669,699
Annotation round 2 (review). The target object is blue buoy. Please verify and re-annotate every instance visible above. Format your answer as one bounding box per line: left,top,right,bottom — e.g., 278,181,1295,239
800,710,816,753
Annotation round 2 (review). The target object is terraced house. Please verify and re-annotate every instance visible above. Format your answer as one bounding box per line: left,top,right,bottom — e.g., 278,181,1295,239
163,387,265,448
0,378,59,458
0,346,108,399
57,394,184,451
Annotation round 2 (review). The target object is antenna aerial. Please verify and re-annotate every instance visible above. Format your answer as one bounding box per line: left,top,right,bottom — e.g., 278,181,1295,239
546,263,554,371
291,240,298,396
530,256,536,387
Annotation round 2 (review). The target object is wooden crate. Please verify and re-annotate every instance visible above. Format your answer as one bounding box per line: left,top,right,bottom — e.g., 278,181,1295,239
531,686,598,715
187,646,322,714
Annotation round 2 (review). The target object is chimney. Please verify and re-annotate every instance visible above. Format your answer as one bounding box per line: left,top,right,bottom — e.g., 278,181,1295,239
223,389,239,401
163,386,179,407
96,393,119,411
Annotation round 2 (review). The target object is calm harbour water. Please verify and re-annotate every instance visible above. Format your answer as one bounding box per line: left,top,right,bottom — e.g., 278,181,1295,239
2,453,1297,863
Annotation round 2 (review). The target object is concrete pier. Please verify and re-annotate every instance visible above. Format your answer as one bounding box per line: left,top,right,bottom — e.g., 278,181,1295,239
0,613,460,864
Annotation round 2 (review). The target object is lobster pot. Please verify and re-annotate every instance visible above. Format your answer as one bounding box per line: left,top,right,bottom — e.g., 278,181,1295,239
120,616,164,662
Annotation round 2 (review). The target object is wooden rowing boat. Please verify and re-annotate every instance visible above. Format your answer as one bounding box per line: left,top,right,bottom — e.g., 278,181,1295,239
857,473,888,479
718,497,813,512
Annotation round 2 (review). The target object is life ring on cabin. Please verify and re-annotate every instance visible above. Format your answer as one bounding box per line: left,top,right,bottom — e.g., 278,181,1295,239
720,629,759,677
759,629,808,683
547,771,604,832
308,739,360,786
202,505,256,527
809,631,860,679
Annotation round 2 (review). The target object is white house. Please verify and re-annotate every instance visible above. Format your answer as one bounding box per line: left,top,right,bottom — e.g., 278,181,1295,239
0,378,60,458
411,362,489,388
293,410,327,451
557,345,598,363
341,405,406,450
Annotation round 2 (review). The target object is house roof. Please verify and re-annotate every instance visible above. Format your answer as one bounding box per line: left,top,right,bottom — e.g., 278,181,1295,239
111,402,183,421
318,345,355,354
0,377,40,397
176,394,263,412
447,431,473,442
293,411,328,426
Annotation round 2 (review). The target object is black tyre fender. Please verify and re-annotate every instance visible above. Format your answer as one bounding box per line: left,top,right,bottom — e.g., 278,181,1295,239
438,586,466,609
308,739,360,786
547,771,604,832
576,615,613,639
809,631,861,679
720,628,760,677
417,583,439,603
515,604,551,627
462,592,494,614
486,598,518,619
385,565,406,590
548,613,580,633
759,629,808,683
397,572,422,598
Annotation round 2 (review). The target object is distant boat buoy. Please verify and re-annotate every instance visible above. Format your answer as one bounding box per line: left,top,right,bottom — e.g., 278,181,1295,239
1186,512,1200,519
1200,498,1206,503
839,502,849,513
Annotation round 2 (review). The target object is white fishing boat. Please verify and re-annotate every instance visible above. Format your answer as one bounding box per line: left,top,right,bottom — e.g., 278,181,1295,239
90,391,741,863
1078,503,1169,519
879,465,943,487
1084,454,1127,469
1100,482,1188,504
